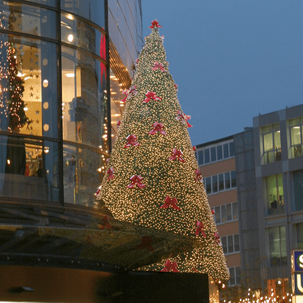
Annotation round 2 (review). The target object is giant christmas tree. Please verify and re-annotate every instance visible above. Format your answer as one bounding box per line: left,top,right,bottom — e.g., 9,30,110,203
98,20,229,282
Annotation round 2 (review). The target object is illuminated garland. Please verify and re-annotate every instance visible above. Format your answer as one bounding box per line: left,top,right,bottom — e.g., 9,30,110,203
98,21,229,282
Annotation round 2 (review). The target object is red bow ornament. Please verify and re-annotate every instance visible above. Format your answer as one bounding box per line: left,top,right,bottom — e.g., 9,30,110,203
211,209,215,215
95,186,101,196
148,122,167,135
195,221,206,237
161,260,179,272
214,232,221,244
149,20,162,29
184,114,193,128
175,110,192,128
152,61,166,72
121,89,129,102
143,91,162,103
107,167,115,181
168,148,185,163
135,58,139,65
174,83,178,92
127,175,146,189
128,84,137,99
195,169,202,181
160,196,181,211
124,134,140,148
117,120,121,128
193,146,197,151
135,235,154,252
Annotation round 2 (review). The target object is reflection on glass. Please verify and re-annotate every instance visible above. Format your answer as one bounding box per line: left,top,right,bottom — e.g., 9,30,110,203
63,144,106,206
0,2,57,39
61,0,105,28
268,226,287,266
61,13,106,57
0,135,59,201
62,46,108,151
22,0,56,7
0,34,58,138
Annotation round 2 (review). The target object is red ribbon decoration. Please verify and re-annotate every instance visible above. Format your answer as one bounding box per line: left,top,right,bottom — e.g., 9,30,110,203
127,175,146,189
161,260,179,272
174,83,178,92
143,91,162,103
193,146,197,151
148,122,167,135
149,20,162,29
195,169,202,181
211,209,215,215
152,61,166,72
160,196,181,211
168,148,185,163
135,235,154,252
121,85,137,103
195,221,206,237
124,134,140,148
98,215,112,230
95,187,101,196
121,89,129,102
117,120,121,128
175,110,192,128
214,232,221,244
107,167,115,181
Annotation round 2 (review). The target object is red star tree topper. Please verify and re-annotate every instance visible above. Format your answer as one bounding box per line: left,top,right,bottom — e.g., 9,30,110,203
97,21,229,283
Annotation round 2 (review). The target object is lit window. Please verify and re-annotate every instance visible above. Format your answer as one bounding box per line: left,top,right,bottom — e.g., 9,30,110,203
289,117,303,158
265,174,284,215
261,123,281,164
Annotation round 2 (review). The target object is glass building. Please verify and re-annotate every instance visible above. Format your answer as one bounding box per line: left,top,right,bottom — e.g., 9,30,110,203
0,0,143,207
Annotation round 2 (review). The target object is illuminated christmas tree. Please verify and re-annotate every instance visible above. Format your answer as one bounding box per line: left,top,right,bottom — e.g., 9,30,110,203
98,20,229,282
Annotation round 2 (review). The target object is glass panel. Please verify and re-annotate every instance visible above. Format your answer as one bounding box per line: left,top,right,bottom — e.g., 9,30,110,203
290,118,301,127
198,150,203,166
211,146,216,162
215,206,221,223
262,125,272,134
212,175,218,193
291,126,302,158
61,46,108,151
61,13,106,58
274,131,281,149
0,2,57,39
226,203,232,221
61,0,105,29
234,234,239,251
63,144,104,206
236,267,241,285
0,35,58,138
267,175,277,215
229,268,235,285
24,0,56,7
223,143,229,158
225,172,230,189
229,142,234,157
222,236,227,254
228,235,233,253
277,174,284,213
294,170,303,211
0,135,60,201
221,204,226,223
231,170,237,187
204,148,210,164
219,173,224,191
217,145,222,160
205,176,211,194
280,226,287,265
269,226,281,266
264,133,273,152
232,202,238,220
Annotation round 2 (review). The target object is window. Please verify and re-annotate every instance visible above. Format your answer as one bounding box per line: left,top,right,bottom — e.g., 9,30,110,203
265,174,284,215
268,226,287,267
205,177,211,194
219,173,224,191
294,170,303,211
290,118,303,158
212,175,218,193
261,124,281,164
214,202,238,224
228,267,241,286
205,171,236,195
196,140,234,166
221,234,240,255
296,223,303,249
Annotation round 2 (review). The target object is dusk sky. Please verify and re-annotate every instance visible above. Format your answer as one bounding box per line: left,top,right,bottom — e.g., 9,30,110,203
142,1,303,146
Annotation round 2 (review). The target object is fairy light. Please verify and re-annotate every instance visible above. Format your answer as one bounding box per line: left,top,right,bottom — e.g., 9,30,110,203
97,22,229,283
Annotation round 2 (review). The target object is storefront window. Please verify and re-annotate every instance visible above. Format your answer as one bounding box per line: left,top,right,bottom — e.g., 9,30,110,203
0,135,60,201
289,117,303,158
268,226,287,267
261,124,281,164
265,174,284,215
61,46,107,150
0,2,57,39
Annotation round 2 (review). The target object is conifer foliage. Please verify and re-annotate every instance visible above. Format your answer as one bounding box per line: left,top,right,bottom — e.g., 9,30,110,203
98,21,229,282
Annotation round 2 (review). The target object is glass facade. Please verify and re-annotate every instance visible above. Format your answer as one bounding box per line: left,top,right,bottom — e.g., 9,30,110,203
289,117,303,158
267,226,287,267
264,174,284,215
261,123,281,164
0,0,110,206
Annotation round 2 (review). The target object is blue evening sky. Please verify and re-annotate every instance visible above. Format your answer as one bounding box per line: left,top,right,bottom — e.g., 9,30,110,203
142,1,303,146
